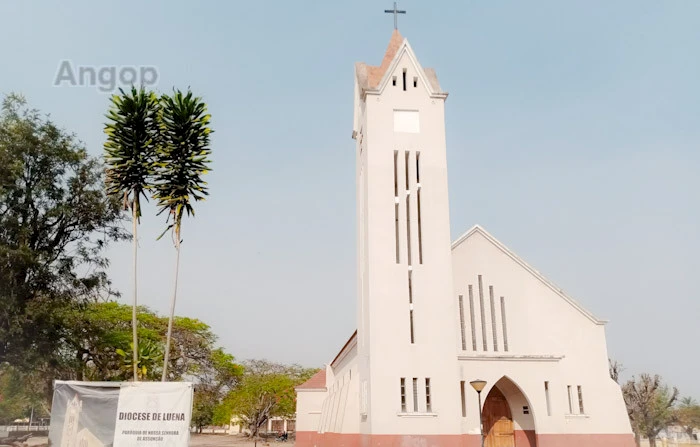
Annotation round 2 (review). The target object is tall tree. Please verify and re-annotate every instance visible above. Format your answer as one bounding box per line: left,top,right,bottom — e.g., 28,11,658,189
609,358,624,383
64,301,219,382
104,86,160,380
675,397,700,440
153,89,212,381
220,360,318,437
0,93,126,370
622,374,678,447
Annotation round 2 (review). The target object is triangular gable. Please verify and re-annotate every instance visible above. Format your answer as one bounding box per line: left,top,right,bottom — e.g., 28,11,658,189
374,39,445,97
355,31,446,99
452,225,606,325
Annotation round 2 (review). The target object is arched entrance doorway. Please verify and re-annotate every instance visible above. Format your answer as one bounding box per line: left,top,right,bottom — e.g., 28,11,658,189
480,377,536,447
483,386,515,447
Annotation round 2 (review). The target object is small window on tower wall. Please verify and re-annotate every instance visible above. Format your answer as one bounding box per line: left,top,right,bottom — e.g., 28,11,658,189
400,378,406,412
577,386,585,414
425,378,432,412
413,77,418,88
392,76,397,87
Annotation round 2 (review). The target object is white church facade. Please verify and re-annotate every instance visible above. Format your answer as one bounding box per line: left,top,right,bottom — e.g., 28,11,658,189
295,30,635,447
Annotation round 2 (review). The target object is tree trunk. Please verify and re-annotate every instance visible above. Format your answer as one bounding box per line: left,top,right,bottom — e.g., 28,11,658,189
161,227,181,381
131,206,139,382
634,433,641,447
648,436,656,447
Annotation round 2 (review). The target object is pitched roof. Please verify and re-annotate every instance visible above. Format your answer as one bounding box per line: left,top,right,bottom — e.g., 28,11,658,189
355,31,444,96
452,225,606,325
330,330,358,367
295,369,326,390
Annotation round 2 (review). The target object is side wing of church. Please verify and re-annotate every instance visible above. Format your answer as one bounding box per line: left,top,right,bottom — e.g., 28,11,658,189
295,31,635,447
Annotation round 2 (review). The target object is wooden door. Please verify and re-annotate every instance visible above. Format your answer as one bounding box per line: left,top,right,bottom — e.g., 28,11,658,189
483,386,515,447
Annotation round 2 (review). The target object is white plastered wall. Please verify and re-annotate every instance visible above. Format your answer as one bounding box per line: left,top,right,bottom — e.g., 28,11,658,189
452,228,633,435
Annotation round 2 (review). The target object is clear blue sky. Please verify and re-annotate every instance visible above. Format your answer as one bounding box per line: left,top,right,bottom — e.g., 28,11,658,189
1,1,698,397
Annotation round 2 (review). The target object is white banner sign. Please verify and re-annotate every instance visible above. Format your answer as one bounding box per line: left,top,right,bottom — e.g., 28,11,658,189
49,381,193,447
113,382,193,447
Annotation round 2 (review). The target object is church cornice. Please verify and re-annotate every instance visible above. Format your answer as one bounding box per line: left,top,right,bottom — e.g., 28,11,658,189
457,354,565,362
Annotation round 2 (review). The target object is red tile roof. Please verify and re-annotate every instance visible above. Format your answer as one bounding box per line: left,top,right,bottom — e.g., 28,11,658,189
330,330,358,367
367,29,404,89
355,30,443,95
296,369,326,390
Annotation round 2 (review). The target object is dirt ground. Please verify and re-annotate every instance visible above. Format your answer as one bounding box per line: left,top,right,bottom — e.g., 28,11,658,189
14,434,289,447
190,434,291,446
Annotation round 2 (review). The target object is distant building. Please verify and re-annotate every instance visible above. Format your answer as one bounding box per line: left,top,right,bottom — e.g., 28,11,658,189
228,415,295,435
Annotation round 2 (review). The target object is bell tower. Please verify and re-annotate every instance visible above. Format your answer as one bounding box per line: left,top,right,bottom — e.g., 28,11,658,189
353,30,461,436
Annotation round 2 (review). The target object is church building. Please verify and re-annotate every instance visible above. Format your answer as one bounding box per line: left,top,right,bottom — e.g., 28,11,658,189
295,28,635,447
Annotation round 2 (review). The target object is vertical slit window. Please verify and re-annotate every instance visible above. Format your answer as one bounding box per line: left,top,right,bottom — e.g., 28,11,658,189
417,189,423,264
392,76,397,86
404,151,410,190
425,378,431,412
400,378,406,412
501,296,509,352
412,378,418,412
406,196,412,266
415,152,420,183
490,286,498,351
395,204,400,264
478,275,487,351
394,151,400,264
405,151,411,266
468,285,477,350
408,272,414,341
402,69,407,91
567,385,573,414
459,295,466,350
413,76,418,88
577,386,584,414
545,381,551,416
460,381,467,417
393,150,398,196
416,152,422,264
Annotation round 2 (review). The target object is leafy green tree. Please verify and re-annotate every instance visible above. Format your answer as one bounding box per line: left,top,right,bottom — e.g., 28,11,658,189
220,360,318,437
0,365,49,424
104,87,160,381
675,397,700,440
0,93,126,371
622,374,678,447
192,387,218,433
153,89,213,381
64,301,218,382
192,348,244,430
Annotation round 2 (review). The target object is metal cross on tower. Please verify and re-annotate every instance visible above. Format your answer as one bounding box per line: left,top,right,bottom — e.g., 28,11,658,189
384,2,406,30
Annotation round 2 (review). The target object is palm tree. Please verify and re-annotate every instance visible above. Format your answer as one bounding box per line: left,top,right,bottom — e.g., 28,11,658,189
154,89,212,381
104,86,160,381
